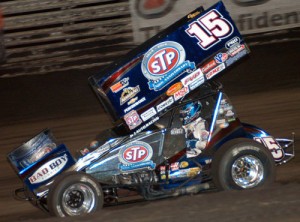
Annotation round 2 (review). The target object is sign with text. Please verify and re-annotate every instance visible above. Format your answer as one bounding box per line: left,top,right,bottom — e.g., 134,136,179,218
130,0,300,43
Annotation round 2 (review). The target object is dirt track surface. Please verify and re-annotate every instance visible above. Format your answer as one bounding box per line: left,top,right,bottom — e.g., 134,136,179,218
0,41,299,221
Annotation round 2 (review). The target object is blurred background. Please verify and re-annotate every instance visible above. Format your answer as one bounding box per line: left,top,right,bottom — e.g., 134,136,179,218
0,1,299,221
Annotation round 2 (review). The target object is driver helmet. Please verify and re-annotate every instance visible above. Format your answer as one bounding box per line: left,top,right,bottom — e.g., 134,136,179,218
180,101,202,125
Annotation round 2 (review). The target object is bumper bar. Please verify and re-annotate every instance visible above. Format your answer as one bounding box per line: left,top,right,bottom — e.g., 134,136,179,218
276,132,295,165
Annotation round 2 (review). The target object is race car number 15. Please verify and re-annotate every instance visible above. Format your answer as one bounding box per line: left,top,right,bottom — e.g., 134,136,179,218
185,9,233,50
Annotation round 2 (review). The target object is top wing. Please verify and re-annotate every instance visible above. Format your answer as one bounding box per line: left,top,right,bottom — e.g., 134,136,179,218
89,1,249,133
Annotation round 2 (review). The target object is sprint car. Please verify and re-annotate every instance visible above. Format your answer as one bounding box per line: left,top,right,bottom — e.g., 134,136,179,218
7,1,294,217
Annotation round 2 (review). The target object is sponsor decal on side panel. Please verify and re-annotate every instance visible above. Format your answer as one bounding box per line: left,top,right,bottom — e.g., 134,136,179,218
170,128,184,135
141,41,195,91
168,167,201,179
156,96,174,113
141,107,157,122
205,63,226,79
180,161,189,168
124,110,143,130
170,162,179,171
29,154,68,184
118,141,156,172
131,116,160,137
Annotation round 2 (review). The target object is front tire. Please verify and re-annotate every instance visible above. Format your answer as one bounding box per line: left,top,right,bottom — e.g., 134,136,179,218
212,138,275,190
48,172,103,217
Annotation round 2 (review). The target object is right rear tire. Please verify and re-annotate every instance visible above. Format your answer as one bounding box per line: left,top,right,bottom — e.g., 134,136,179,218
212,138,275,190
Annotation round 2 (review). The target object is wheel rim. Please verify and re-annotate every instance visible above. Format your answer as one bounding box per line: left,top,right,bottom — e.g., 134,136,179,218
231,155,264,189
62,183,96,216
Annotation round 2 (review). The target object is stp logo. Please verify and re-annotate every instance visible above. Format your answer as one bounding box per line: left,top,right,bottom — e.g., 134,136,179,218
123,146,148,162
142,41,186,81
148,47,179,76
119,141,153,164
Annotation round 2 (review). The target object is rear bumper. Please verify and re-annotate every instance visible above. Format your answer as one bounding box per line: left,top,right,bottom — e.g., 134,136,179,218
14,187,49,212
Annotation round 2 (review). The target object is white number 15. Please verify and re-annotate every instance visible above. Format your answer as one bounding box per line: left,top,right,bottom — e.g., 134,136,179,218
186,10,233,50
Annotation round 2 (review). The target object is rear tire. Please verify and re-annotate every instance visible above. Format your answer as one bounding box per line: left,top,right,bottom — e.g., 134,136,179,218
48,172,103,217
212,138,275,190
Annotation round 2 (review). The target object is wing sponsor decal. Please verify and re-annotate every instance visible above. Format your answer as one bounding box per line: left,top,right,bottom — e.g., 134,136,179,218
214,53,228,64
124,97,146,113
201,60,217,74
225,36,241,49
120,86,140,105
156,96,174,113
29,154,68,184
166,82,183,96
128,97,138,105
181,68,205,90
110,78,129,93
141,41,196,91
225,47,248,66
205,63,225,79
174,86,189,101
227,44,246,57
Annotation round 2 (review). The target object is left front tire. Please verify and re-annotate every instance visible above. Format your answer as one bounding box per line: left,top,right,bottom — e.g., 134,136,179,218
48,172,103,217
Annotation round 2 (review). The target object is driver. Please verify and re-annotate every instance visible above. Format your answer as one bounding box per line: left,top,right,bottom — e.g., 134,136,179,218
180,101,209,158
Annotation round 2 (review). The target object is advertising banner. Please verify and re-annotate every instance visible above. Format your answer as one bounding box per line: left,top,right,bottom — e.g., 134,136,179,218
130,0,300,43
90,1,250,133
